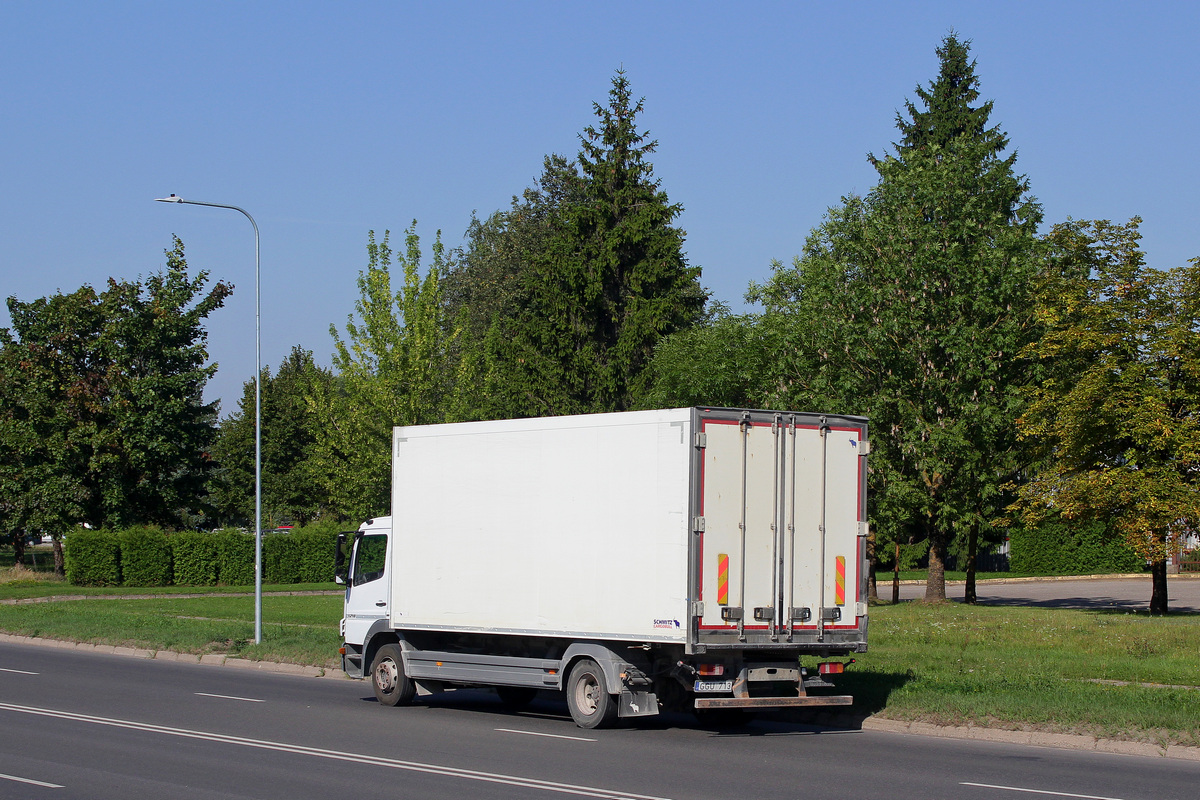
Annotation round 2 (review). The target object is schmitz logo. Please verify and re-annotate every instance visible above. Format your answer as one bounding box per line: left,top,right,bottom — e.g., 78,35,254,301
652,619,681,630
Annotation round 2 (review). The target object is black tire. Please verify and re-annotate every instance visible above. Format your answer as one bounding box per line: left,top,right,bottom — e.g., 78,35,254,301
495,686,539,710
371,643,415,707
566,658,618,729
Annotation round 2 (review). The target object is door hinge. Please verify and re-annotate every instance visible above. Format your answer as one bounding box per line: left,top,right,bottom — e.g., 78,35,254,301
692,516,706,533
694,432,707,448
857,439,871,456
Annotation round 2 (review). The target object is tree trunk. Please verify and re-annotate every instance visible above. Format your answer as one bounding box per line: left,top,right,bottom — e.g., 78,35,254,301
12,536,26,568
964,520,978,605
1149,559,1169,615
52,535,65,577
925,537,947,602
892,541,900,604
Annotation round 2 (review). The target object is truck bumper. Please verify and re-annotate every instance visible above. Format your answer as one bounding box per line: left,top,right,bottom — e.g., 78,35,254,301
694,695,852,710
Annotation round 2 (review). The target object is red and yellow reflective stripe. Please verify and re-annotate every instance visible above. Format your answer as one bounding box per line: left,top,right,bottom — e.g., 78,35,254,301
835,556,846,606
717,554,729,606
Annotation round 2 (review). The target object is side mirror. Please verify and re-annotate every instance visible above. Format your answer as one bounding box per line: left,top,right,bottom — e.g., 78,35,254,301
334,532,352,586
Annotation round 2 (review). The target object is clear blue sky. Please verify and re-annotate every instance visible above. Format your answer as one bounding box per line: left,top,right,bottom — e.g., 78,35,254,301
3,1,1197,414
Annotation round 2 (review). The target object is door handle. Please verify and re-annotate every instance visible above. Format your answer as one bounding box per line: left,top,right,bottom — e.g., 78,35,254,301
375,601,387,607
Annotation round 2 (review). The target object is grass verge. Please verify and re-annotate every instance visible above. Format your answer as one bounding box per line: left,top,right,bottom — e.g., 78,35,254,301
841,602,1200,748
0,591,342,667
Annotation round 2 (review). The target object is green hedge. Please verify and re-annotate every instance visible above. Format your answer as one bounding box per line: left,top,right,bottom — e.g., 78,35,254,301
171,531,220,586
263,531,302,584
64,529,122,586
64,523,344,587
292,522,342,583
215,528,256,586
1009,518,1144,575
119,526,173,587
263,521,342,583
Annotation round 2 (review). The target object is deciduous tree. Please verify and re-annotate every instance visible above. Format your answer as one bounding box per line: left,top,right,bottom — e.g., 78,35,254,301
1013,218,1200,614
752,34,1042,600
211,346,334,527
308,224,460,520
0,238,229,567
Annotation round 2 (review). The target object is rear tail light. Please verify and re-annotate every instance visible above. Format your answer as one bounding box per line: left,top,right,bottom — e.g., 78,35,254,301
697,664,725,677
818,658,855,675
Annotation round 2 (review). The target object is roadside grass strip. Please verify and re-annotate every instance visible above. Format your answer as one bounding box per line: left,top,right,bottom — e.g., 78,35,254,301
0,594,342,666
844,603,1200,748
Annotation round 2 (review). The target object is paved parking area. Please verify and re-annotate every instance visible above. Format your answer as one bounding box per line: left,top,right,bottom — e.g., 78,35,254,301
889,575,1200,613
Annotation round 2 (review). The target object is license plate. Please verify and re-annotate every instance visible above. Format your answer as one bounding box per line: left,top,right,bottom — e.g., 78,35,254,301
693,679,734,693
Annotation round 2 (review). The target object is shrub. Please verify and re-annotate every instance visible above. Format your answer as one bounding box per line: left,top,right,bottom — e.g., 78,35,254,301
292,520,342,583
117,525,173,587
1009,518,1144,575
171,531,220,586
262,520,343,584
64,529,122,586
263,531,303,584
215,528,255,586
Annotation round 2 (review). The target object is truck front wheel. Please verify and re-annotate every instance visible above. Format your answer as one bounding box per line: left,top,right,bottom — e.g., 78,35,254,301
371,643,415,707
566,658,617,729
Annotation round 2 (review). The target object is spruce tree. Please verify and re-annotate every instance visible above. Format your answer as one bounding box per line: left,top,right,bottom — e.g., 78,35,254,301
892,32,1006,156
479,70,705,418
755,34,1042,601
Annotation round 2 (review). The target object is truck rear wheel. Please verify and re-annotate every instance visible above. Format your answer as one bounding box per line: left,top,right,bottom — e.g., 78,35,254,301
566,658,617,729
371,643,415,707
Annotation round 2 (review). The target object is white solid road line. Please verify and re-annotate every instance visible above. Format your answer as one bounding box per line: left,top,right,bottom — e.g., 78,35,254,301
0,771,64,788
495,728,597,742
195,692,266,702
0,667,39,675
0,702,672,800
962,781,1128,800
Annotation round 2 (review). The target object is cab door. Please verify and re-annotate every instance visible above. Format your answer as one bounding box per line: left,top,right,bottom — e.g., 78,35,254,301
342,529,390,647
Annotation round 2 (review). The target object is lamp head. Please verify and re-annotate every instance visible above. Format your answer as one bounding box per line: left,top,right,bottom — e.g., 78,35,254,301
154,194,183,203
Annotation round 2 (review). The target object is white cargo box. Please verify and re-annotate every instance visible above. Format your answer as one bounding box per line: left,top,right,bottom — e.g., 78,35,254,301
390,408,868,651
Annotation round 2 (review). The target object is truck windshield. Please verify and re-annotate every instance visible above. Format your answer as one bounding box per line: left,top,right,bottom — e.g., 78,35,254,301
352,533,387,585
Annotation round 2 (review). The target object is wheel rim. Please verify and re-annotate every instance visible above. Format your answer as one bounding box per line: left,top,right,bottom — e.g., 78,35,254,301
375,657,399,695
575,671,600,716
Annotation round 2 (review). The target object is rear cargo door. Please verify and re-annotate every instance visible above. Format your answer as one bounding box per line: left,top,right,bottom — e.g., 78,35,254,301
696,412,866,642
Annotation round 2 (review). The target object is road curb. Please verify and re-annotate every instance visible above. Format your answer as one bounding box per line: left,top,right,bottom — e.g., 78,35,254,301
858,716,1200,761
0,631,347,681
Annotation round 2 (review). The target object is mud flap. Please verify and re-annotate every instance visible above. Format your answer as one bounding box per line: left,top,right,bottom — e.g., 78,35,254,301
618,689,659,718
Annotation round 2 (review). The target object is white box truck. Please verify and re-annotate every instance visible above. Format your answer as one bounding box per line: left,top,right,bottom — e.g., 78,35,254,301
336,407,869,728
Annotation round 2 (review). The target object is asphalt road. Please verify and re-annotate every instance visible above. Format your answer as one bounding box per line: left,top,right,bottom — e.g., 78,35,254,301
890,575,1200,612
1,642,1197,800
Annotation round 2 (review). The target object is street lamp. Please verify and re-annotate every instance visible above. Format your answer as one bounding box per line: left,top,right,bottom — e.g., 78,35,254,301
155,194,264,644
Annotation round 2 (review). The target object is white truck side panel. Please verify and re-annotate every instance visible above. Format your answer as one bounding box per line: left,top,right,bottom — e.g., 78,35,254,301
390,409,694,642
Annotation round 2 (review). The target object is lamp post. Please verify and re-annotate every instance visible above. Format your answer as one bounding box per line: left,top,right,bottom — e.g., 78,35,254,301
155,194,263,644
